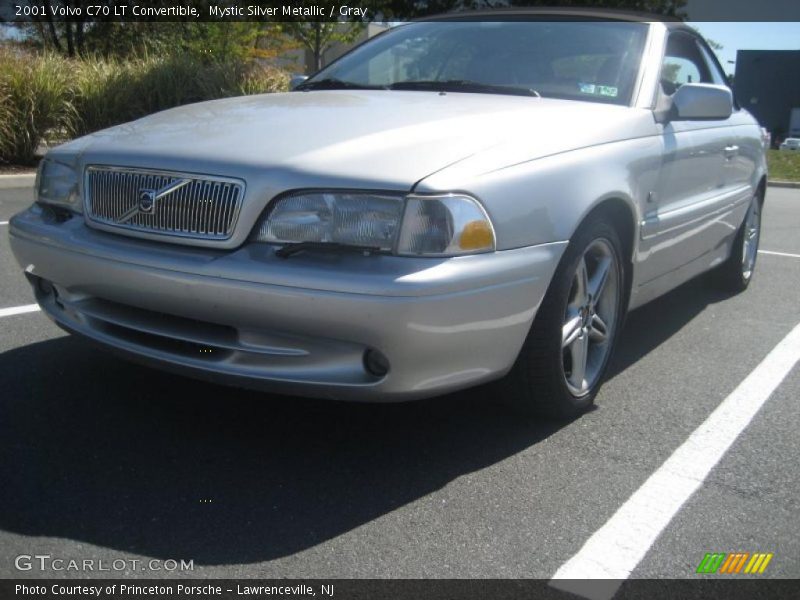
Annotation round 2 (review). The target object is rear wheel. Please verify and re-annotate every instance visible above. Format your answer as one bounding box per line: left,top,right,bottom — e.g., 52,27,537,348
716,191,762,292
501,218,626,419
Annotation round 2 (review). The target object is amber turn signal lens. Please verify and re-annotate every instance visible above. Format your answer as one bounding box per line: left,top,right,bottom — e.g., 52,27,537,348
459,220,494,250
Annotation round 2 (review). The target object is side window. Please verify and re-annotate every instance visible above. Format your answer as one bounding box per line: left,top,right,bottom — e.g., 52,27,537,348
697,41,729,86
665,57,701,86
697,39,739,109
660,33,712,95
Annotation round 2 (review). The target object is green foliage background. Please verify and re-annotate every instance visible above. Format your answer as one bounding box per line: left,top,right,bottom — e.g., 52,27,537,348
0,50,288,164
768,150,800,182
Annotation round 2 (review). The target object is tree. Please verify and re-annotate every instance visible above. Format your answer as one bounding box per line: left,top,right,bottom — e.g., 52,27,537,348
276,22,365,72
8,2,263,61
13,0,109,57
177,22,263,61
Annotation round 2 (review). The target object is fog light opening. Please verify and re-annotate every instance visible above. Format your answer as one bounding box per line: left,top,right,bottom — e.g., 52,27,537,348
364,349,390,377
37,278,55,297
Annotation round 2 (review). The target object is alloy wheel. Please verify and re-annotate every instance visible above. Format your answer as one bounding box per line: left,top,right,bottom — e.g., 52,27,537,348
561,238,620,397
742,196,761,280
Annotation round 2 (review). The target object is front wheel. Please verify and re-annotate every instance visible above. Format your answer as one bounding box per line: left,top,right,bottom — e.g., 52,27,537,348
501,218,626,419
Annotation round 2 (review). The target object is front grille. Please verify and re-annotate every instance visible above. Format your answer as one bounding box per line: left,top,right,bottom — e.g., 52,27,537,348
85,166,244,240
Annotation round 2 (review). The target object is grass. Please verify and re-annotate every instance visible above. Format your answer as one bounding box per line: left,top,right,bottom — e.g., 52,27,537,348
0,49,289,165
767,149,800,182
70,54,289,137
0,88,11,161
0,51,77,165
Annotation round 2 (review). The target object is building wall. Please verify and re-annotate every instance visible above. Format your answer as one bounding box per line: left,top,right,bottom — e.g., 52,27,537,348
734,50,800,142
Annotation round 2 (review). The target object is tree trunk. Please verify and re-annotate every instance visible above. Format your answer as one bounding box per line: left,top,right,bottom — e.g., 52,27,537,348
64,1,76,56
41,0,63,53
103,23,111,57
75,19,85,56
65,22,75,57
313,23,322,71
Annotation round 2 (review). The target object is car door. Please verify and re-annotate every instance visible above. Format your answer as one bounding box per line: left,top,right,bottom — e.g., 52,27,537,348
638,31,735,285
696,41,759,199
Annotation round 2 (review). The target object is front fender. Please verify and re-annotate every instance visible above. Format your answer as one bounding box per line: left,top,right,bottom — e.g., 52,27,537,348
415,135,662,250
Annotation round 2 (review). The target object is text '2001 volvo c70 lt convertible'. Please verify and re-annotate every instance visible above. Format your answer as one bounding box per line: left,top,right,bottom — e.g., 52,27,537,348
9,12,767,418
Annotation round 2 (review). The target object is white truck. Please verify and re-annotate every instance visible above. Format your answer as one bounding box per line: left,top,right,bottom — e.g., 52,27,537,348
790,107,800,137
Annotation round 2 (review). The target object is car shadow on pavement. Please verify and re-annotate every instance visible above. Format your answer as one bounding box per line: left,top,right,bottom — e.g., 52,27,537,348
607,274,739,380
0,334,566,566
0,273,736,567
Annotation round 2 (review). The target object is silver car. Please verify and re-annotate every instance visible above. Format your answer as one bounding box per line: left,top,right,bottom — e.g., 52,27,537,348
9,14,767,418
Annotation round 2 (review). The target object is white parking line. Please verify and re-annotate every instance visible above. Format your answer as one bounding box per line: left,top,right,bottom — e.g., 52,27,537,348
0,221,8,226
759,249,800,259
0,304,40,318
551,321,800,600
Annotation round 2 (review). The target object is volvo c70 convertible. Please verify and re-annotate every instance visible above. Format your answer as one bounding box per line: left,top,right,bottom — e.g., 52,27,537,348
9,13,767,418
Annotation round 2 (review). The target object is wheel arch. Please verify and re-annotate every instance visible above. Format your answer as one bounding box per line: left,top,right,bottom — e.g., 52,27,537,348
756,175,767,205
574,196,637,311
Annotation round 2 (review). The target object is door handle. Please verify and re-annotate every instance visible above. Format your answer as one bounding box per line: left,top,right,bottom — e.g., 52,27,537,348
723,145,739,159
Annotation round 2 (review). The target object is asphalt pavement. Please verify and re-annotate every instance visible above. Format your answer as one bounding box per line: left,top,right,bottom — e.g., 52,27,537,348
1,185,798,587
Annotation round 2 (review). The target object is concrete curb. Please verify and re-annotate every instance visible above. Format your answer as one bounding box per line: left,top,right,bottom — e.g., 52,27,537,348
0,173,36,189
768,180,800,189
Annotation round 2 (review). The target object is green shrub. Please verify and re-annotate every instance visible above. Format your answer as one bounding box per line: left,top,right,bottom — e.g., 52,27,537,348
0,50,77,165
0,50,290,164
0,88,12,161
70,54,289,137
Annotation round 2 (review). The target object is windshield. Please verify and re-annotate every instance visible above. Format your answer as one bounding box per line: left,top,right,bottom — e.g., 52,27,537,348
304,20,649,105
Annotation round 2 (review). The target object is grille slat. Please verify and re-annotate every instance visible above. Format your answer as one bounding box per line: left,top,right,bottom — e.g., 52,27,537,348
220,185,231,236
180,182,189,233
85,167,244,241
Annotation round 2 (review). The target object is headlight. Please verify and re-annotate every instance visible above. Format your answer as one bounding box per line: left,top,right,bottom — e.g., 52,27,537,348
252,191,495,256
397,194,495,256
37,159,80,210
252,192,404,251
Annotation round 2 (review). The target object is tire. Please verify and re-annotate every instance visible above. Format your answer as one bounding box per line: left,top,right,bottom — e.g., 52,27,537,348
715,191,763,293
500,217,627,420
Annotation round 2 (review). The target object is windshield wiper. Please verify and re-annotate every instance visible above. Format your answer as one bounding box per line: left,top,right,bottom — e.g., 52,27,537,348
295,78,541,97
388,80,541,98
294,78,387,92
275,241,383,259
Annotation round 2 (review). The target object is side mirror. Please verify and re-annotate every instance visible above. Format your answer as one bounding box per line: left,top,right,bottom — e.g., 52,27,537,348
671,83,733,120
289,75,309,91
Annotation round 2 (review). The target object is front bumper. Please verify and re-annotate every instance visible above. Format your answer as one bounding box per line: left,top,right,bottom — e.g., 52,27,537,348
9,206,566,401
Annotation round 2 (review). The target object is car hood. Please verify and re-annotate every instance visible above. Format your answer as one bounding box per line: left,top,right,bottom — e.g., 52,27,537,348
59,90,654,192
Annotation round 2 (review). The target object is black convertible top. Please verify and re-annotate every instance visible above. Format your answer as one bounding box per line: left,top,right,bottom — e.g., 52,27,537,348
420,7,685,25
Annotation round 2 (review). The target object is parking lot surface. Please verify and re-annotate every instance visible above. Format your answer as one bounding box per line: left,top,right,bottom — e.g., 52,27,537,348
1,185,798,587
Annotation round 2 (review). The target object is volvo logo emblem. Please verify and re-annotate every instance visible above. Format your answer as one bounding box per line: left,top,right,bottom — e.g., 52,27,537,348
115,178,191,224
138,189,156,214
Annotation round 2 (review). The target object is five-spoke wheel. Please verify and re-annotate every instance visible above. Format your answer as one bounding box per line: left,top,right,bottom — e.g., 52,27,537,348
717,191,763,292
561,239,620,397
502,217,625,419
742,196,761,281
